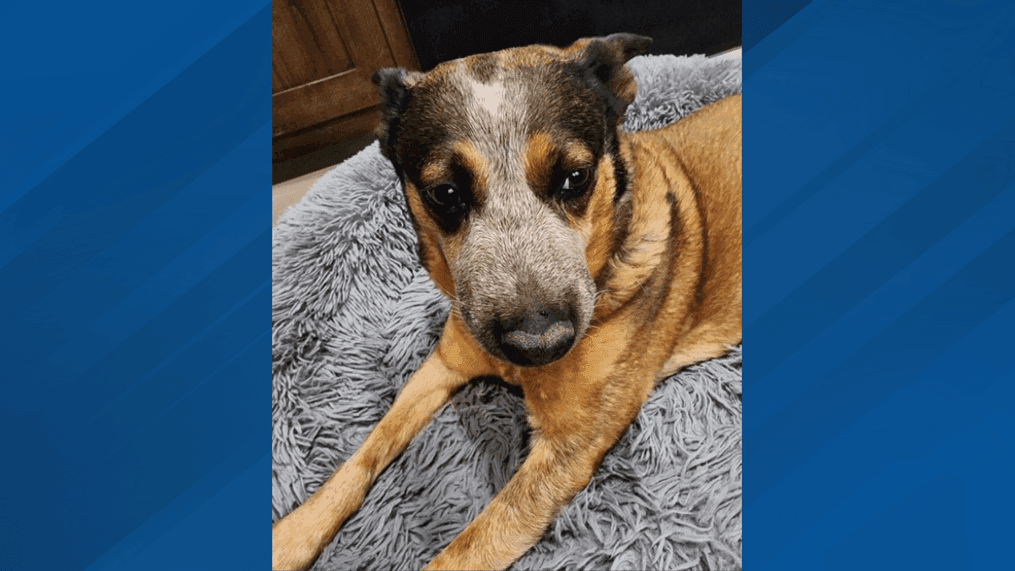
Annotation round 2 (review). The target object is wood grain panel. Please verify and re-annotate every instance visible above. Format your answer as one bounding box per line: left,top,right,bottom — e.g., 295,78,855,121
373,0,417,69
273,69,378,137
272,0,406,136
272,0,353,93
273,0,419,178
273,105,379,168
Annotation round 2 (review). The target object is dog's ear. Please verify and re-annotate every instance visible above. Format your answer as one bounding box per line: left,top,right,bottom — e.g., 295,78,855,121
568,33,652,110
371,67,424,161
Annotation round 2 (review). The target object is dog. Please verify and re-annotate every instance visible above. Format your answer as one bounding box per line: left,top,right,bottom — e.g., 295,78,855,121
272,33,741,570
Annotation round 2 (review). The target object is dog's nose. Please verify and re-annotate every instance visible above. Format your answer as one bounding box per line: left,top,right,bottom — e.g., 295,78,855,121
496,305,576,367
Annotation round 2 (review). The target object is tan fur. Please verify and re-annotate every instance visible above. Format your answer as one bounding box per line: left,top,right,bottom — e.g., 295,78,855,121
404,180,457,298
522,133,557,192
273,38,741,570
581,154,621,278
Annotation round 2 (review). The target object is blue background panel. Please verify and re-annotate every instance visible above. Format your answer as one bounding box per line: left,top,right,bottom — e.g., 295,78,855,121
744,0,1015,570
1,2,269,570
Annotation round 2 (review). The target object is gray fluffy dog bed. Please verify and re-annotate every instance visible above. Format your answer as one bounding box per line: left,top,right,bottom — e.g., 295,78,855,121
273,53,742,571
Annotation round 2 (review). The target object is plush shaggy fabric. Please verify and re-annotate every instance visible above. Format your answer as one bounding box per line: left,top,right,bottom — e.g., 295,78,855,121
272,53,742,571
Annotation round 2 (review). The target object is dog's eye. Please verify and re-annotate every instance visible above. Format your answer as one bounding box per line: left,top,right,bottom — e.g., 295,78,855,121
558,169,591,198
425,184,466,214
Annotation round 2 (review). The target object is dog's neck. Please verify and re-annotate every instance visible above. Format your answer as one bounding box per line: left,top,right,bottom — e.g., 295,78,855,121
591,129,681,324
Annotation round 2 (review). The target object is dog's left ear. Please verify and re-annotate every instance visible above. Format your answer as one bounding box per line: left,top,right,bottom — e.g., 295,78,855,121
371,67,425,161
568,33,652,110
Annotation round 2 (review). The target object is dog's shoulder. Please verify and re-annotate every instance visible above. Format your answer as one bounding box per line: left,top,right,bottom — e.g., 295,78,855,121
637,94,741,146
629,94,742,188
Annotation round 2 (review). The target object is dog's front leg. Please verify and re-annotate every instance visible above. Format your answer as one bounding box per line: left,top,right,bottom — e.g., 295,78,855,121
272,332,472,571
424,429,611,571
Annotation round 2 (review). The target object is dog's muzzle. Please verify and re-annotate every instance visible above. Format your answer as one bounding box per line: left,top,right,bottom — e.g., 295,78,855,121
494,304,577,367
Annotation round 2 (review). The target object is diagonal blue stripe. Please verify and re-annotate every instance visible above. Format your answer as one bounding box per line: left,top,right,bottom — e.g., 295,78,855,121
743,0,812,53
745,37,1012,247
66,317,267,571
0,204,62,270
750,296,1015,568
90,279,269,428
83,439,267,571
823,474,969,569
743,0,835,78
746,116,1015,388
43,154,269,380
33,229,270,465
1,227,269,571
746,227,1015,510
747,57,998,245
0,5,270,328
746,179,1015,434
95,326,269,470
0,1,268,213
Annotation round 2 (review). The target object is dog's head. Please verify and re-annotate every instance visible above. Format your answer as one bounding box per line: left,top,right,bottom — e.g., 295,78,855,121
372,34,651,368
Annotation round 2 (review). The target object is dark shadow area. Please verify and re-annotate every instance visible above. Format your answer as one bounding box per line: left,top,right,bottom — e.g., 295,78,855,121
399,0,740,71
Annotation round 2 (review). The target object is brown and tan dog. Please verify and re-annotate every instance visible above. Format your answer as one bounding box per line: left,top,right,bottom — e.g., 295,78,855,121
272,33,741,570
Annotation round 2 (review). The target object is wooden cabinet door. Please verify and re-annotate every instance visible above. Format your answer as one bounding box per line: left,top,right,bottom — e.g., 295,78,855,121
272,0,416,139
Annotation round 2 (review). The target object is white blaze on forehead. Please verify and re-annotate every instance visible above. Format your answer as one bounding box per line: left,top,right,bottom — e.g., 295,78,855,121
461,76,531,185
470,79,507,117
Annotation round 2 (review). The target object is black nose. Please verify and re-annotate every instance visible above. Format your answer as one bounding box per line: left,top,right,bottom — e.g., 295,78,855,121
496,305,576,367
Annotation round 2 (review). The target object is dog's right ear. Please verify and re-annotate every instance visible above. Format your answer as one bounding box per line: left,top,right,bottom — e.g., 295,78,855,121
371,67,424,161
567,34,652,112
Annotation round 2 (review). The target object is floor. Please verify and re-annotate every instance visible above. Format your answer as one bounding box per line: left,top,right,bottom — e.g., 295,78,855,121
271,47,742,228
272,164,335,227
